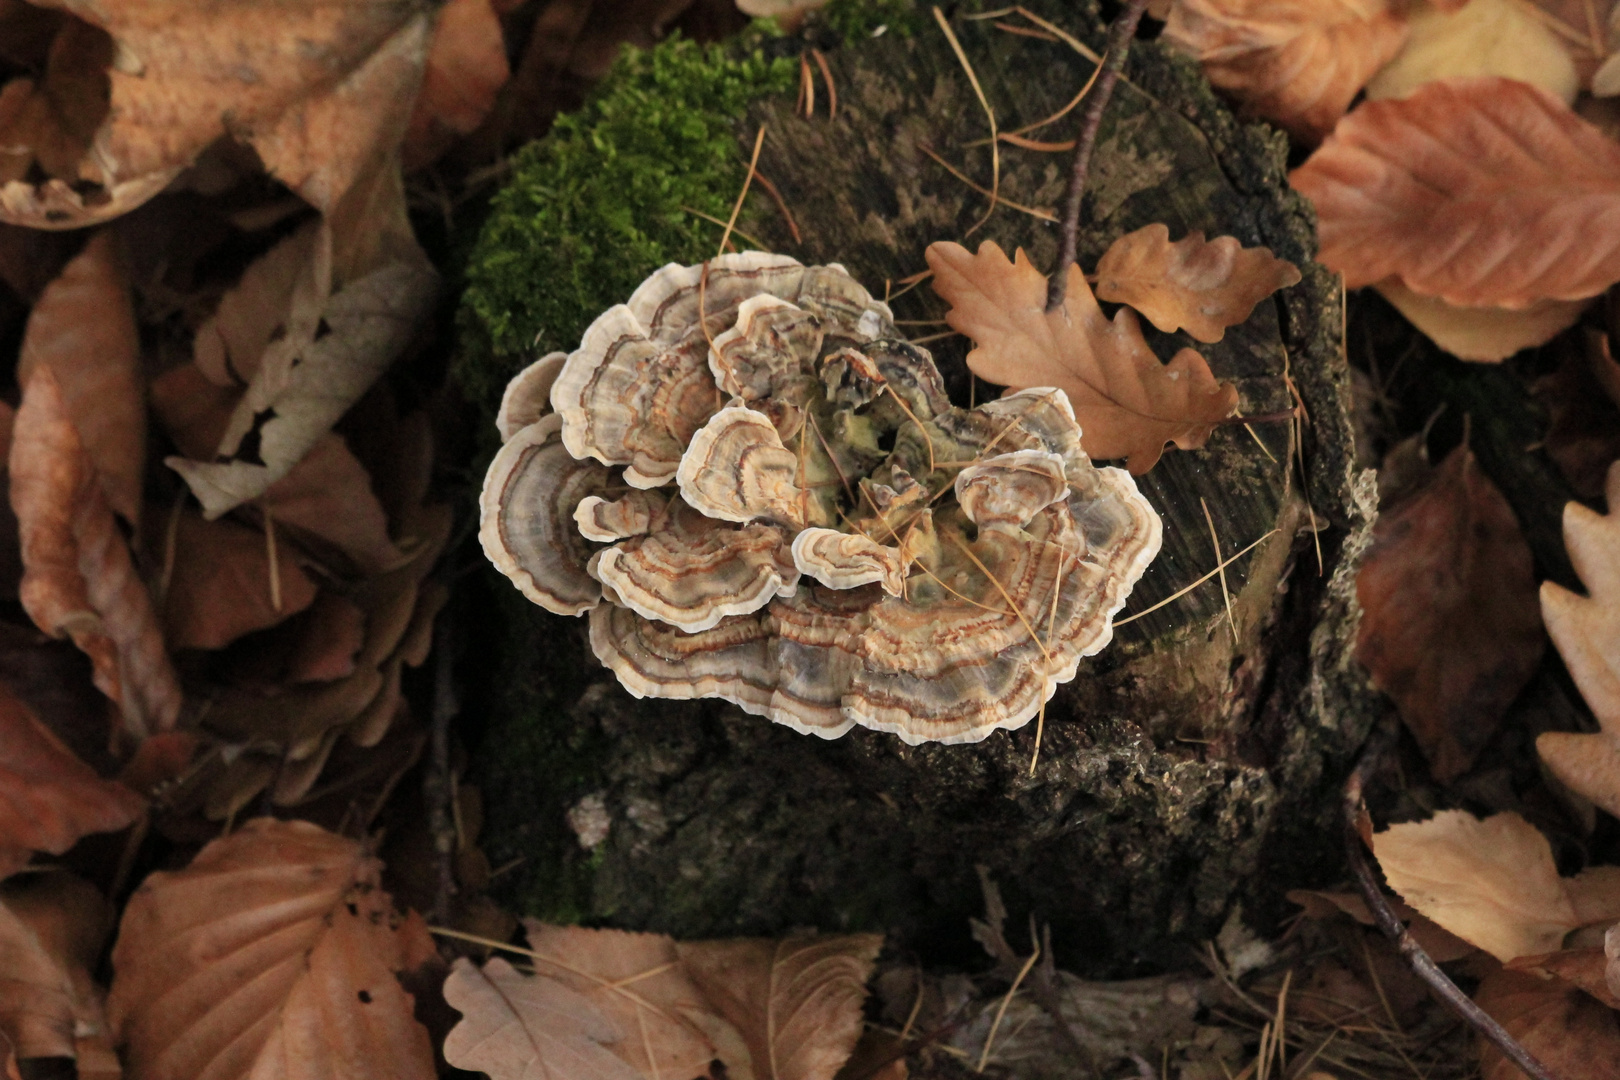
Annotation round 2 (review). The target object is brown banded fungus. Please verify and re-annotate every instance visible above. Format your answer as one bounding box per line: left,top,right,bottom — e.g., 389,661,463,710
480,254,1163,744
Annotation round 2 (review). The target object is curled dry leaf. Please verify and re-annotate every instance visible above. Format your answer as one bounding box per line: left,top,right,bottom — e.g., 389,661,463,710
1092,223,1301,344
1366,0,1578,105
677,934,882,1080
0,0,434,227
1162,0,1408,143
10,368,181,738
0,873,117,1075
403,0,510,166
16,230,144,524
1538,460,1620,819
1291,77,1620,309
0,687,143,880
1353,443,1542,781
1374,277,1588,363
1371,809,1620,962
927,240,1237,474
108,817,435,1080
167,249,438,519
1474,968,1620,1080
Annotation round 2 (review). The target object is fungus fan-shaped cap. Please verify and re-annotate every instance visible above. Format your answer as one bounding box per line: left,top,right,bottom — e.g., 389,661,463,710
710,295,824,402
791,528,907,595
479,414,610,615
676,405,806,527
954,450,1070,530
590,500,799,633
575,489,665,542
497,352,567,442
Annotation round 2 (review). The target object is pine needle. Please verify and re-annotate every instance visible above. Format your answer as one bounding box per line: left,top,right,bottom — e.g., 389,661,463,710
1201,497,1237,644
918,144,1057,221
932,6,1000,235
1113,529,1277,628
977,944,1040,1071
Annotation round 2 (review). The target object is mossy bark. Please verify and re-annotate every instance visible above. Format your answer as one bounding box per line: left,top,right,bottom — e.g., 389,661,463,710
463,0,1378,975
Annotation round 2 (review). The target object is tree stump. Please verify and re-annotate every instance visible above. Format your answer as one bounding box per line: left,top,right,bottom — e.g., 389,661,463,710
460,0,1377,974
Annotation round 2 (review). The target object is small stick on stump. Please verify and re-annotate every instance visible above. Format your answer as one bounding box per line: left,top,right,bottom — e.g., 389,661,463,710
1046,0,1152,312
1343,731,1561,1080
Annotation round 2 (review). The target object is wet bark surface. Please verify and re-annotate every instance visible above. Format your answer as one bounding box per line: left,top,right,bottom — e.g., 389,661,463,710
469,0,1379,975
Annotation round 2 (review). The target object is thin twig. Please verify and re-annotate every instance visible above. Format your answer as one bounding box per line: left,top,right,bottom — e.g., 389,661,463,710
1343,735,1561,1080
1046,0,1152,312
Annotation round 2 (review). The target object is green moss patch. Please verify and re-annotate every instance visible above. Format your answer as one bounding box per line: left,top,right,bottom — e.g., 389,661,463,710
456,32,798,412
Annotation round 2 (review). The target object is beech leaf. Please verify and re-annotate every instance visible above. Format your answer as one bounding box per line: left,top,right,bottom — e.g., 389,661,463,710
404,0,510,166
0,873,117,1074
1538,460,1620,818
1291,77,1620,309
1371,809,1620,961
441,955,645,1080
1373,277,1588,363
0,687,143,880
1162,0,1408,143
16,230,144,525
10,368,181,738
166,248,438,519
1092,223,1300,344
107,817,435,1080
1474,968,1620,1080
153,511,318,652
1365,0,1578,105
1535,331,1620,498
676,933,882,1080
1354,443,1542,781
926,240,1238,474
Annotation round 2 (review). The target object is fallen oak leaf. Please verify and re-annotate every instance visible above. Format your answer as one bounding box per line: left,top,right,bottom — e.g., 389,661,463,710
1538,459,1620,819
0,687,143,880
676,933,882,1080
441,955,645,1080
16,230,145,525
1290,77,1620,309
166,248,438,519
107,817,436,1080
1474,967,1620,1080
1162,0,1408,143
10,367,181,738
926,240,1238,474
1353,442,1542,781
1092,223,1301,344
520,921,732,1080
1371,809,1620,962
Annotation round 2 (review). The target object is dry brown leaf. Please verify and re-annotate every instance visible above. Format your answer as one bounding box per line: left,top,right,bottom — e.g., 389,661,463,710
677,934,882,1080
1374,277,1588,362
1535,331,1620,498
1092,223,1300,343
0,687,143,879
166,247,438,519
0,873,116,1075
403,0,510,167
108,817,435,1080
1162,0,1408,143
521,921,730,1079
149,362,238,461
285,594,367,683
154,511,318,652
10,368,181,738
926,240,1238,474
16,230,144,524
1291,77,1620,309
1475,967,1620,1080
192,221,326,390
1366,0,1579,104
1371,810,1620,962
1507,947,1620,1009
441,955,645,1080
257,434,410,577
0,0,433,227
1538,460,1620,818
1354,443,1541,780
1285,888,1477,961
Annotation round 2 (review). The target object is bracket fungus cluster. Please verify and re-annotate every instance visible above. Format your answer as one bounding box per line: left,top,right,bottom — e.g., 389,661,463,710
480,253,1163,744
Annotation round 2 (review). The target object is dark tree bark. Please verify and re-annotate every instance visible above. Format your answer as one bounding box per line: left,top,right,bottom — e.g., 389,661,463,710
471,0,1378,975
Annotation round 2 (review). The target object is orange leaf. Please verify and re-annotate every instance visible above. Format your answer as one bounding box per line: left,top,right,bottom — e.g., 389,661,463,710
154,511,318,652
1162,0,1408,143
1291,77,1620,308
9,368,181,738
1354,443,1542,781
16,231,144,526
1093,223,1301,343
403,0,510,167
926,239,1238,474
1475,967,1620,1080
108,817,435,1080
258,434,409,577
0,689,143,880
